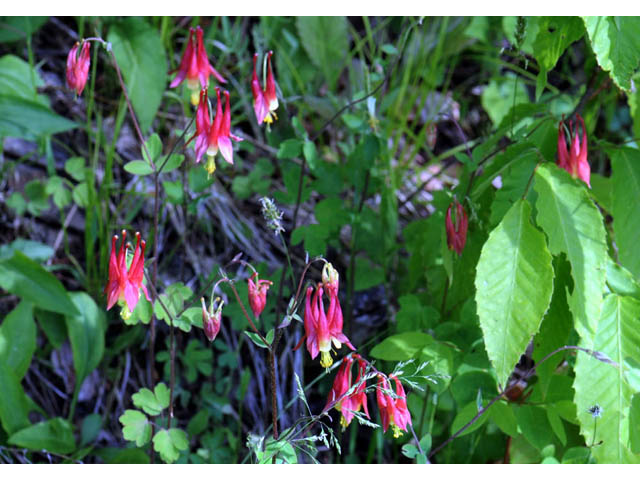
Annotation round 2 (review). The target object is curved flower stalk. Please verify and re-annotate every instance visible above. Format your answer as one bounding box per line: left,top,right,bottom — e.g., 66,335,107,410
170,26,226,105
248,272,273,318
557,114,590,187
251,51,278,125
66,41,91,96
376,374,412,438
105,231,151,320
445,199,468,256
188,87,242,176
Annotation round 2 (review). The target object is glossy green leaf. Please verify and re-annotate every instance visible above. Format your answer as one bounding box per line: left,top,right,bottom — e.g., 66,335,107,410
108,18,167,133
475,199,554,388
609,146,640,279
0,301,35,379
119,409,152,447
152,428,188,464
574,294,640,463
297,17,349,90
0,54,46,104
490,401,518,437
489,148,538,225
515,405,553,450
583,16,640,91
450,401,489,437
8,418,76,455
629,393,640,453
0,251,78,316
534,163,607,346
65,292,106,390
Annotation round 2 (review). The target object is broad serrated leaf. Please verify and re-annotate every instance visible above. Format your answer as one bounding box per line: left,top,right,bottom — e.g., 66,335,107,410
574,294,640,463
119,409,151,447
152,428,188,464
534,163,607,346
0,301,35,380
108,18,167,133
475,199,554,388
65,292,106,390
609,146,640,279
0,251,78,316
582,16,640,91
296,17,349,90
8,418,76,455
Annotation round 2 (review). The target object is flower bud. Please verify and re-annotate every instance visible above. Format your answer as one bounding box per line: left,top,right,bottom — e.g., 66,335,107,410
66,41,91,96
248,272,273,318
445,200,468,256
322,262,339,294
201,297,223,342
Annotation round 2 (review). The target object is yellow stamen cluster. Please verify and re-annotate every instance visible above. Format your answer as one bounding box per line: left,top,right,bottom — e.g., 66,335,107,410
320,351,333,368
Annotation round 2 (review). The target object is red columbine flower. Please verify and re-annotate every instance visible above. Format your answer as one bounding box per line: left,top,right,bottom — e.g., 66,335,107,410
251,51,278,125
66,41,91,96
201,297,224,342
557,114,590,187
170,26,226,105
376,374,412,438
105,231,151,320
325,354,370,428
445,200,468,256
300,283,355,368
188,87,242,175
248,272,273,318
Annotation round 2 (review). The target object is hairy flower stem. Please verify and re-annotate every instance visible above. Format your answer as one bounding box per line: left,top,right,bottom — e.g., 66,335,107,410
269,348,279,440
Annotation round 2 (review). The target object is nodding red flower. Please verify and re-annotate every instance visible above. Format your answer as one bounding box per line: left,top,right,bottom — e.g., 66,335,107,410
445,200,468,256
105,231,151,320
201,297,224,342
376,374,412,438
322,262,339,296
247,272,273,318
170,26,226,105
251,51,279,125
296,283,355,368
188,87,242,175
557,114,590,187
66,41,91,96
325,354,370,428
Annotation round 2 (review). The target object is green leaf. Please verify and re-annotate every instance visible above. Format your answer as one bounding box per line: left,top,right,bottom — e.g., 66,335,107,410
583,16,640,91
629,393,640,454
0,94,77,141
0,17,47,42
65,156,86,182
152,428,188,464
574,294,640,463
297,16,349,90
81,413,103,446
353,256,385,291
276,139,303,159
108,18,167,133
370,331,434,361
0,301,35,380
605,256,640,301
515,405,553,450
481,75,530,127
8,418,76,455
65,292,106,390
490,400,518,437
132,382,170,416
141,133,162,164
489,148,538,225
0,251,78,316
262,436,298,464
124,160,154,176
187,410,210,437
609,146,640,279
119,410,152,447
0,361,31,435
244,331,269,349
159,154,185,174
0,54,46,104
475,199,554,388
450,401,489,437
0,238,54,263
534,163,607,346
532,17,584,98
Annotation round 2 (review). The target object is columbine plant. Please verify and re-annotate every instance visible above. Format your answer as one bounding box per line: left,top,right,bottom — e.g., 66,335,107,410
66,41,91,96
251,51,279,125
